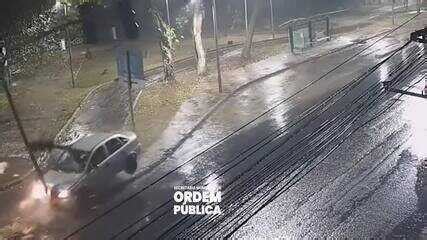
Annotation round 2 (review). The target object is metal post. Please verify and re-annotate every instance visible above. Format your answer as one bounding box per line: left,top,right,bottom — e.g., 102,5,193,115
326,17,331,41
126,51,136,130
308,20,313,46
244,0,249,35
0,67,48,193
165,0,171,26
289,24,294,54
269,0,275,39
64,4,75,88
212,0,222,93
66,28,75,88
392,0,396,25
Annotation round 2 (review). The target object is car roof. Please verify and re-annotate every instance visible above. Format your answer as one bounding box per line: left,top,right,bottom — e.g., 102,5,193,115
71,133,116,152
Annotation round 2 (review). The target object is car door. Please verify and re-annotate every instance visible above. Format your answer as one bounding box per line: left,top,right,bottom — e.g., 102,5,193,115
105,137,127,173
85,144,114,188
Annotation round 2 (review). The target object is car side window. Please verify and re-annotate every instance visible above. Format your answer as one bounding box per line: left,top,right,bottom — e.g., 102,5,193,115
105,138,124,155
91,146,108,167
119,137,129,143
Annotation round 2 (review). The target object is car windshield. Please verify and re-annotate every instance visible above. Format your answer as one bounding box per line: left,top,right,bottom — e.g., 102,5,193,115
52,149,89,174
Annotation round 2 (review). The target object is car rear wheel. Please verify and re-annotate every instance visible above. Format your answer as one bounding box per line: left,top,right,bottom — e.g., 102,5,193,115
125,153,137,174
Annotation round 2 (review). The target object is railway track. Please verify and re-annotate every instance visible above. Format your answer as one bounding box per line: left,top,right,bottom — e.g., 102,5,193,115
143,36,289,80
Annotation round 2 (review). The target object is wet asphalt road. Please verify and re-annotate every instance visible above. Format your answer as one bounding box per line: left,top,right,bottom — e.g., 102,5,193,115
56,35,426,239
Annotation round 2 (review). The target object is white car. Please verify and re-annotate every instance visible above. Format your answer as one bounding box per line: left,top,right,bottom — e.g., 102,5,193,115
43,132,141,206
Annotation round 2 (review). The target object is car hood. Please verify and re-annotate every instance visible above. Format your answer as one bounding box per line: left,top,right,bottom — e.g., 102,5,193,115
44,170,83,190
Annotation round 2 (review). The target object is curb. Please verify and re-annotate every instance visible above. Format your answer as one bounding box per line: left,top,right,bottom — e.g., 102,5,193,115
0,80,114,192
55,80,114,142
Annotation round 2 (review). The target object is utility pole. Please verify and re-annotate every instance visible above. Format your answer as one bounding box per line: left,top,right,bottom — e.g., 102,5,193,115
212,0,222,93
326,17,331,41
63,3,75,88
392,0,396,26
0,56,48,193
126,51,136,131
417,0,421,13
165,0,171,26
289,24,294,54
269,0,275,39
244,0,249,35
308,20,313,46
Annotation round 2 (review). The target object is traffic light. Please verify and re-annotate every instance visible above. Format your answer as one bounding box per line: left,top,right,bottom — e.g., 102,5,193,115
118,0,140,39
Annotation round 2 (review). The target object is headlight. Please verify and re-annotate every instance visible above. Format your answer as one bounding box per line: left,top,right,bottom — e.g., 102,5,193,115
30,181,52,200
57,189,70,199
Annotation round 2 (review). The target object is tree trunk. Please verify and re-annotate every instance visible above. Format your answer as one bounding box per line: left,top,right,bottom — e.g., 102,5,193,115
193,0,207,76
242,0,261,60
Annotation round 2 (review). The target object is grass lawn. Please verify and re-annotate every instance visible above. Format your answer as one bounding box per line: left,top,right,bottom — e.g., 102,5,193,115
135,75,201,148
0,94,7,112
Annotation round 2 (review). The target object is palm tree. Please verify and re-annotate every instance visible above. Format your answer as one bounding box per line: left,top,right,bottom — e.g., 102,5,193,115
241,0,261,60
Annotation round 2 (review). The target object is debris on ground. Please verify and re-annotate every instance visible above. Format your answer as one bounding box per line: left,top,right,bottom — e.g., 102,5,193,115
0,219,36,240
0,162,8,175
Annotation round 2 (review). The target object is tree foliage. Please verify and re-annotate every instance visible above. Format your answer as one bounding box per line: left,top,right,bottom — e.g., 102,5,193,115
150,7,181,82
192,0,207,76
242,0,261,60
61,0,102,6
0,0,55,36
1,0,83,80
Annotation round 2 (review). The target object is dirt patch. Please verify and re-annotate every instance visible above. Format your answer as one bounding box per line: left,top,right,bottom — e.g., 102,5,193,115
0,94,7,112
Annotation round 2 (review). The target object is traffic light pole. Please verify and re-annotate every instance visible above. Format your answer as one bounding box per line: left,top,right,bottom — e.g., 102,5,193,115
126,51,136,131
